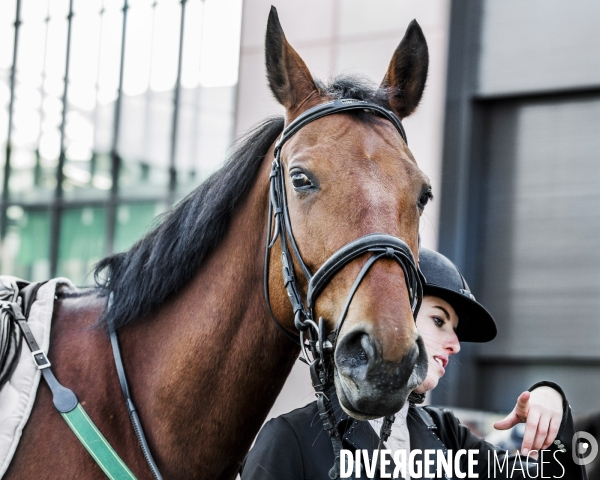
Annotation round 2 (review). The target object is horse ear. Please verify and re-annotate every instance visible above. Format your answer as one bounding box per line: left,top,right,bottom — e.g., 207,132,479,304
380,20,429,119
265,6,319,111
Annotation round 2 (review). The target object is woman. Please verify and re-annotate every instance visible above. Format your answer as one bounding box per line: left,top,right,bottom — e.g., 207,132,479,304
241,248,587,479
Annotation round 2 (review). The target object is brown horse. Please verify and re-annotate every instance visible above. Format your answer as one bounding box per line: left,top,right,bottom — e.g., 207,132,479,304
6,8,431,479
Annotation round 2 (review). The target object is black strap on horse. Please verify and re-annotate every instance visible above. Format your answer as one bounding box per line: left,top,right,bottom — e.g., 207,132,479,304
108,293,163,480
0,279,83,412
2,281,78,413
263,98,423,479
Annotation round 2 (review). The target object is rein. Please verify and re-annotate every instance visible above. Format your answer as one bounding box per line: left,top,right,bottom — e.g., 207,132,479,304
263,98,424,479
108,293,162,480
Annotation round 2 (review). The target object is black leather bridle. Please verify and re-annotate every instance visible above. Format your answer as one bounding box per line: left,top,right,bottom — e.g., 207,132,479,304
263,98,424,479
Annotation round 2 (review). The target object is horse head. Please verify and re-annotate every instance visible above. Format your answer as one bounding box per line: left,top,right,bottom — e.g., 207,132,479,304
265,7,431,420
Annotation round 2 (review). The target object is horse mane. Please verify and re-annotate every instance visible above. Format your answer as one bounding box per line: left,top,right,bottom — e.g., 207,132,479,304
94,75,393,329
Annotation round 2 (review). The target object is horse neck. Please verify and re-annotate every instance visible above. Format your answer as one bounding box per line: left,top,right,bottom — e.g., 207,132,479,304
119,152,300,478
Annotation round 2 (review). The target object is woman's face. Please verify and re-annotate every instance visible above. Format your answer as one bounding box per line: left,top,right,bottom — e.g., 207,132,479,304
413,295,461,394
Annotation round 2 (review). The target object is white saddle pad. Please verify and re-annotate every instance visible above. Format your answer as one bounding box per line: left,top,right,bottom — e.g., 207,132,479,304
0,277,75,477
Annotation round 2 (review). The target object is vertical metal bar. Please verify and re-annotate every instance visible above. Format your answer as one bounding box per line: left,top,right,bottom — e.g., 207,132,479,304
141,1,158,171
105,0,129,256
34,1,52,187
1,0,23,240
49,0,75,277
189,0,206,182
167,0,188,202
90,1,107,183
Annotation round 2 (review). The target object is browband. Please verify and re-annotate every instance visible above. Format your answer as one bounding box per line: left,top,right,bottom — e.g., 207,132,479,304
274,98,407,156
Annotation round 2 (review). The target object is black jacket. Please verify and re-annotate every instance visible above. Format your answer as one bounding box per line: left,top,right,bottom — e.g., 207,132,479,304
241,382,587,479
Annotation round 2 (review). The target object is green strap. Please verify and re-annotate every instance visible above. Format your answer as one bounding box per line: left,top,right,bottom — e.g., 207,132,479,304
61,403,138,480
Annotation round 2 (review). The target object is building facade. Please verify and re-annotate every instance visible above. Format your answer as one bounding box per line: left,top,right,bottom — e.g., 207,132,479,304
436,0,600,416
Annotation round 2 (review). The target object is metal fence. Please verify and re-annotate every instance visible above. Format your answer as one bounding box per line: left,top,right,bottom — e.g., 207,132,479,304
0,0,241,284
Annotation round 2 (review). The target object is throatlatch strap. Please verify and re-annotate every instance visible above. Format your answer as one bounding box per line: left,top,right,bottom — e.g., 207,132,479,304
5,299,138,480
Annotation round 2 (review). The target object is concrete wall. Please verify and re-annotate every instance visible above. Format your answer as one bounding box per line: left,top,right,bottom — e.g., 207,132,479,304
234,0,451,420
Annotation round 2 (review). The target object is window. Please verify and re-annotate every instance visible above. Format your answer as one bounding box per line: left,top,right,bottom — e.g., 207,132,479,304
0,0,243,284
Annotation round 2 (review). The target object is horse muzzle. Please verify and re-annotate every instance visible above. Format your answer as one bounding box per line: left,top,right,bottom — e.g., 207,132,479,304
334,332,428,419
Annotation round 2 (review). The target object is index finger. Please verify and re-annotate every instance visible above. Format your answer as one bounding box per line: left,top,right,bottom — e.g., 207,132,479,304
515,391,531,421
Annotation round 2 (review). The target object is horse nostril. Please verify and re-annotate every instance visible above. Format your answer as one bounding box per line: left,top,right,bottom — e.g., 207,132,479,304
335,331,376,373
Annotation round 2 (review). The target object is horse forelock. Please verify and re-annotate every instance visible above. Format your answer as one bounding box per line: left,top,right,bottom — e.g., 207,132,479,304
93,74,397,330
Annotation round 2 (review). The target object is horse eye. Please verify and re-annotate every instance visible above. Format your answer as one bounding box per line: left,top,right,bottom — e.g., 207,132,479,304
291,172,313,189
419,191,433,208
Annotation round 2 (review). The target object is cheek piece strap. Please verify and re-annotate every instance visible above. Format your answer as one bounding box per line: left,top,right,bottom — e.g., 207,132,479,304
263,99,425,479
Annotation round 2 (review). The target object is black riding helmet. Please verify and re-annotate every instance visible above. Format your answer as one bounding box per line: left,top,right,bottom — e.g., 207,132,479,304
418,248,497,343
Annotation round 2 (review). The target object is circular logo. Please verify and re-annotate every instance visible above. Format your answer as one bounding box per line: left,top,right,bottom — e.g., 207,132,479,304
572,431,598,466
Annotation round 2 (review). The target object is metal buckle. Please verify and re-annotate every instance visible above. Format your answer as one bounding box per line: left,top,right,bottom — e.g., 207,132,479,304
30,349,51,370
